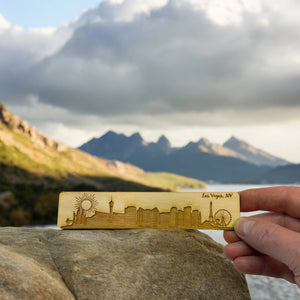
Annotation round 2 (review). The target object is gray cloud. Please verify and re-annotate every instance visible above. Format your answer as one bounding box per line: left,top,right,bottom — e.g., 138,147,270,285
1,0,300,127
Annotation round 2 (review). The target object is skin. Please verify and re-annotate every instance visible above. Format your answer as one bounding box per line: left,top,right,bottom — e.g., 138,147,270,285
223,186,300,288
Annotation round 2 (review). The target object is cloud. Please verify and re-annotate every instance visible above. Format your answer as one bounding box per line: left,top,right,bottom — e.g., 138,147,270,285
1,0,300,130
0,13,12,30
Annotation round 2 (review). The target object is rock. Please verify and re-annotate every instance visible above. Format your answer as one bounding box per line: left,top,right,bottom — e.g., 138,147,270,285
0,103,67,152
0,227,250,300
0,228,74,300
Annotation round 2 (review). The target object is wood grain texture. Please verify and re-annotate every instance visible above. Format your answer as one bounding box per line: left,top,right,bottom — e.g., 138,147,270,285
57,192,239,230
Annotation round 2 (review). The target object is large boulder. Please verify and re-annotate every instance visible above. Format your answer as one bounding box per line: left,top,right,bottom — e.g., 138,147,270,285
0,228,250,299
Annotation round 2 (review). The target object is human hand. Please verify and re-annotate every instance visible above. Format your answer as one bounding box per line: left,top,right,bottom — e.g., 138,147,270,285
223,186,300,288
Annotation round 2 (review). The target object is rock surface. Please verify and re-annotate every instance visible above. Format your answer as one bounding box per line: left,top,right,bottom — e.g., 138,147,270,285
0,104,67,152
0,228,250,300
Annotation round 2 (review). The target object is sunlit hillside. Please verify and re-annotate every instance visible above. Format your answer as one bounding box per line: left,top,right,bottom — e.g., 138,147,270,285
0,103,206,225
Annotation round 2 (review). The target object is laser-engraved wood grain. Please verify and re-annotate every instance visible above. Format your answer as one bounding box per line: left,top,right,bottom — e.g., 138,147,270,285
57,192,239,230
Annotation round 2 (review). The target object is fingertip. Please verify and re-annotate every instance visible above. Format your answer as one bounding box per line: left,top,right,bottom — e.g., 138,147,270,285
233,255,295,283
233,256,265,275
233,256,252,274
223,230,240,243
223,241,256,260
223,244,232,260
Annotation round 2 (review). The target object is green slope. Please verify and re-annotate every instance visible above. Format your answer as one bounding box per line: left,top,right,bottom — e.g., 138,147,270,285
0,121,206,190
0,103,206,225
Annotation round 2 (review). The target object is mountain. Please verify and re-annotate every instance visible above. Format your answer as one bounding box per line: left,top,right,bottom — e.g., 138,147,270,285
149,135,172,154
79,131,282,182
156,142,269,183
79,131,147,160
253,164,300,184
184,138,242,159
79,131,172,160
0,103,206,225
0,104,205,190
224,136,289,167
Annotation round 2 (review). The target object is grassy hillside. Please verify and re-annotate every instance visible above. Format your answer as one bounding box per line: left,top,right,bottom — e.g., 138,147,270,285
0,121,206,190
0,103,206,225
138,172,206,191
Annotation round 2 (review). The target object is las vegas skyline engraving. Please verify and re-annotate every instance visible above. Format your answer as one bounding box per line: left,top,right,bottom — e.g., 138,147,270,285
58,192,239,229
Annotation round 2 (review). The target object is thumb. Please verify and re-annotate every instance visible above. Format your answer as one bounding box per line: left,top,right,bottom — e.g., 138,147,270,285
234,217,300,271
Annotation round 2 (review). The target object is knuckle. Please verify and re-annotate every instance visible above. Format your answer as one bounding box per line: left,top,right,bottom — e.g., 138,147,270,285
287,243,300,273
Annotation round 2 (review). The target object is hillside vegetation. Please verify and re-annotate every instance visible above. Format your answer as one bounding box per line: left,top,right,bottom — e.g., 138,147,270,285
0,103,206,225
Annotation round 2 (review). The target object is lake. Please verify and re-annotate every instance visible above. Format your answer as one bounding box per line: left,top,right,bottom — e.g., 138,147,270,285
181,184,300,300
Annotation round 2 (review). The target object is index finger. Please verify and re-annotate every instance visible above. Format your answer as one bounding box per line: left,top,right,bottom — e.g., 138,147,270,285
239,186,300,218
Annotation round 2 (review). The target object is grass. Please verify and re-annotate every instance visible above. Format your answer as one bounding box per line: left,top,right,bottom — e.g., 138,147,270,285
0,113,208,226
0,123,206,190
137,172,206,190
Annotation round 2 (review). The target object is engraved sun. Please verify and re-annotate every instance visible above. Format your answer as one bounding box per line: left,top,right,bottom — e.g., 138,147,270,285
75,193,98,217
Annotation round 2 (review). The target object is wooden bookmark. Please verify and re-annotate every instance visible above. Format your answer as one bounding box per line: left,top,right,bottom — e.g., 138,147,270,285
57,192,239,230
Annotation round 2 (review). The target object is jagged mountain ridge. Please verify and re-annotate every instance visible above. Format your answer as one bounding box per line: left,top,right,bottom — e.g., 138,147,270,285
0,103,206,191
224,136,289,167
183,138,243,160
79,131,290,182
79,131,288,169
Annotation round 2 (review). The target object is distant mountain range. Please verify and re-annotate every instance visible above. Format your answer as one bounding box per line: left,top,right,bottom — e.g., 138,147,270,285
79,131,296,183
254,164,300,184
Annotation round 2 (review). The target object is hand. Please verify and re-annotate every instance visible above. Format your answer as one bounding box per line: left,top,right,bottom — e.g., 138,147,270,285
223,186,300,287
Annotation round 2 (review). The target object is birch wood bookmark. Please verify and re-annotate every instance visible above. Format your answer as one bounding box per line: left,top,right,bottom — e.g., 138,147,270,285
57,192,239,230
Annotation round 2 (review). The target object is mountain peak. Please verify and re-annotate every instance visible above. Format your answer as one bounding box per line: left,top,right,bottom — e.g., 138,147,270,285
157,135,171,147
192,137,240,158
224,136,247,148
198,137,210,146
99,131,125,144
130,132,143,141
155,135,171,153
102,130,119,138
224,136,289,167
225,135,239,143
129,132,147,146
105,130,117,136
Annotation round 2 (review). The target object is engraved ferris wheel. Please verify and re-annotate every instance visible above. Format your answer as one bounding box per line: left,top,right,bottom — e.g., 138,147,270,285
214,209,232,227
58,192,239,229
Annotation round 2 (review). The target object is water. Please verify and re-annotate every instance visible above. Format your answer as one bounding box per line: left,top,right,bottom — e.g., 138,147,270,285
181,184,300,300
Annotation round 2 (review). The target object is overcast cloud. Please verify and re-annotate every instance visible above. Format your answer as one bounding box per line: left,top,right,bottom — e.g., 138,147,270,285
1,0,300,161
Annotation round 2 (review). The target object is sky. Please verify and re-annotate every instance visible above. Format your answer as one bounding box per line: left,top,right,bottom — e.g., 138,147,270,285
0,0,100,29
0,0,300,163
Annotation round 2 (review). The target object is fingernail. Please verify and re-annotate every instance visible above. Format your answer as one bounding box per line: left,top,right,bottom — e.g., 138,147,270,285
234,218,255,237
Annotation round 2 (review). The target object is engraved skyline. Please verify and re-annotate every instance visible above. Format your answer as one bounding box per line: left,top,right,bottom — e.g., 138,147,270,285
63,195,232,229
